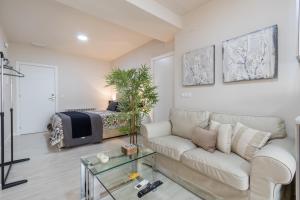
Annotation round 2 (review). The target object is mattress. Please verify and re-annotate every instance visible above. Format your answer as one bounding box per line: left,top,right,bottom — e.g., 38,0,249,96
49,110,125,148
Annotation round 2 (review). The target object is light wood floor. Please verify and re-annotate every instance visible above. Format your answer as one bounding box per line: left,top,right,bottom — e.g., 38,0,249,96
0,133,130,200
0,133,202,200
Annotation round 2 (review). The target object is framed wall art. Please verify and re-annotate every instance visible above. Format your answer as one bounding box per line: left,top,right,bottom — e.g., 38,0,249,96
182,45,215,86
222,25,278,83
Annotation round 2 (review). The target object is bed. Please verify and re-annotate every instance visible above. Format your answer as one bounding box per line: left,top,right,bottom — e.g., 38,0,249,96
48,110,126,149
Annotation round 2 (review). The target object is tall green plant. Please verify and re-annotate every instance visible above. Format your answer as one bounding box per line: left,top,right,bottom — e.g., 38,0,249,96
106,65,158,144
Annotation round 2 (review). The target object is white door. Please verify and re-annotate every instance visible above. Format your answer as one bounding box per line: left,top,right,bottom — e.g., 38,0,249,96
17,63,57,134
152,53,174,122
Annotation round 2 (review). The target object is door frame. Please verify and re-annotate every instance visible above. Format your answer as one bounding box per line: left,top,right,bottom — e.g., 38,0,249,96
150,52,174,122
15,61,58,135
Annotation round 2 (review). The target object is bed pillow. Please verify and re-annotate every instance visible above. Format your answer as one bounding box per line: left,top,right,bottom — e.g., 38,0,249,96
191,127,217,153
231,122,271,161
107,101,118,111
209,120,233,154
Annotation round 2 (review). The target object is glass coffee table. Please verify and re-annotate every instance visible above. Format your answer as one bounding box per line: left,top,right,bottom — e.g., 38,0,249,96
80,146,203,200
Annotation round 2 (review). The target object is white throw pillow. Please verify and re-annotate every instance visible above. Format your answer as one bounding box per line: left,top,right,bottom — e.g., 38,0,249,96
209,120,233,154
231,122,271,161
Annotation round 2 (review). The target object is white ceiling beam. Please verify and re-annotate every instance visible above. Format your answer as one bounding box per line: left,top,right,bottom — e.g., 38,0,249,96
125,0,182,28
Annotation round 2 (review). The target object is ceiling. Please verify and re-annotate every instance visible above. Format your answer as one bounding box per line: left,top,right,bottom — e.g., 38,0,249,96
0,0,152,61
55,0,182,42
0,0,210,61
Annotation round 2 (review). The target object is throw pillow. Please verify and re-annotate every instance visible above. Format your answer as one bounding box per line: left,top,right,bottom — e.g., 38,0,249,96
107,101,118,111
192,127,217,153
209,120,221,130
209,120,233,154
231,122,271,161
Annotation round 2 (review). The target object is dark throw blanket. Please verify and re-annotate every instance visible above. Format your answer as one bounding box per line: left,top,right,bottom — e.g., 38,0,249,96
62,111,92,138
55,111,103,148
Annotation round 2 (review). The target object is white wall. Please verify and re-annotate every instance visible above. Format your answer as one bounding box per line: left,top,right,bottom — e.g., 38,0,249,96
112,0,300,138
174,0,300,137
112,40,174,69
0,25,11,145
0,26,8,55
9,43,112,112
111,40,174,121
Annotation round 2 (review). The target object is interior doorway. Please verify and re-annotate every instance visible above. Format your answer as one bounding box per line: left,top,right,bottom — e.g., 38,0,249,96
16,62,57,135
151,52,174,122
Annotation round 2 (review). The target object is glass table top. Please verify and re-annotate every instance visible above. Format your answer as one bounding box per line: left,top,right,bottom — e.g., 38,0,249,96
80,146,155,175
81,146,215,200
95,157,205,200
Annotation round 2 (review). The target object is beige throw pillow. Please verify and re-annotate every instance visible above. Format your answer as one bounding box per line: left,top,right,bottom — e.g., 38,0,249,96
209,120,233,154
192,127,217,153
232,122,271,161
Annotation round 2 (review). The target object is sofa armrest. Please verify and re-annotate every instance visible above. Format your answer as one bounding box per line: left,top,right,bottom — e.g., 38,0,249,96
250,138,296,200
141,121,172,140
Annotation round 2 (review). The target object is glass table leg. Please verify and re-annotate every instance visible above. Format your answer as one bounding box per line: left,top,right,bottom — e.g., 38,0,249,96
80,163,87,200
93,173,102,200
87,170,94,200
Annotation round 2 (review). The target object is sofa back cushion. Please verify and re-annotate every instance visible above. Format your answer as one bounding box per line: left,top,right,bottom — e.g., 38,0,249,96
210,113,286,139
170,109,210,140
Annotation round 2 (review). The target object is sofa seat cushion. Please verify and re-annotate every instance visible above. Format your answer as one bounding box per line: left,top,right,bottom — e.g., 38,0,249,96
148,135,196,161
181,148,250,191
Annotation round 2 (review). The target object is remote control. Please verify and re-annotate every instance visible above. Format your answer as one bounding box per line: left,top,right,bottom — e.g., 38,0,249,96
137,180,163,198
134,179,149,190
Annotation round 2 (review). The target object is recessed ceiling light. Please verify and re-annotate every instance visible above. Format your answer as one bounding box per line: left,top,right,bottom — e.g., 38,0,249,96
77,34,88,41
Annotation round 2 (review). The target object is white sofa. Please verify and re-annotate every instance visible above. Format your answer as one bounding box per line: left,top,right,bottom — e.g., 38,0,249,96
141,109,296,200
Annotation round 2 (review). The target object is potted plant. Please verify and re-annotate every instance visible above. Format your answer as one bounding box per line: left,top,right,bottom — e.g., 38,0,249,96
106,65,158,145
